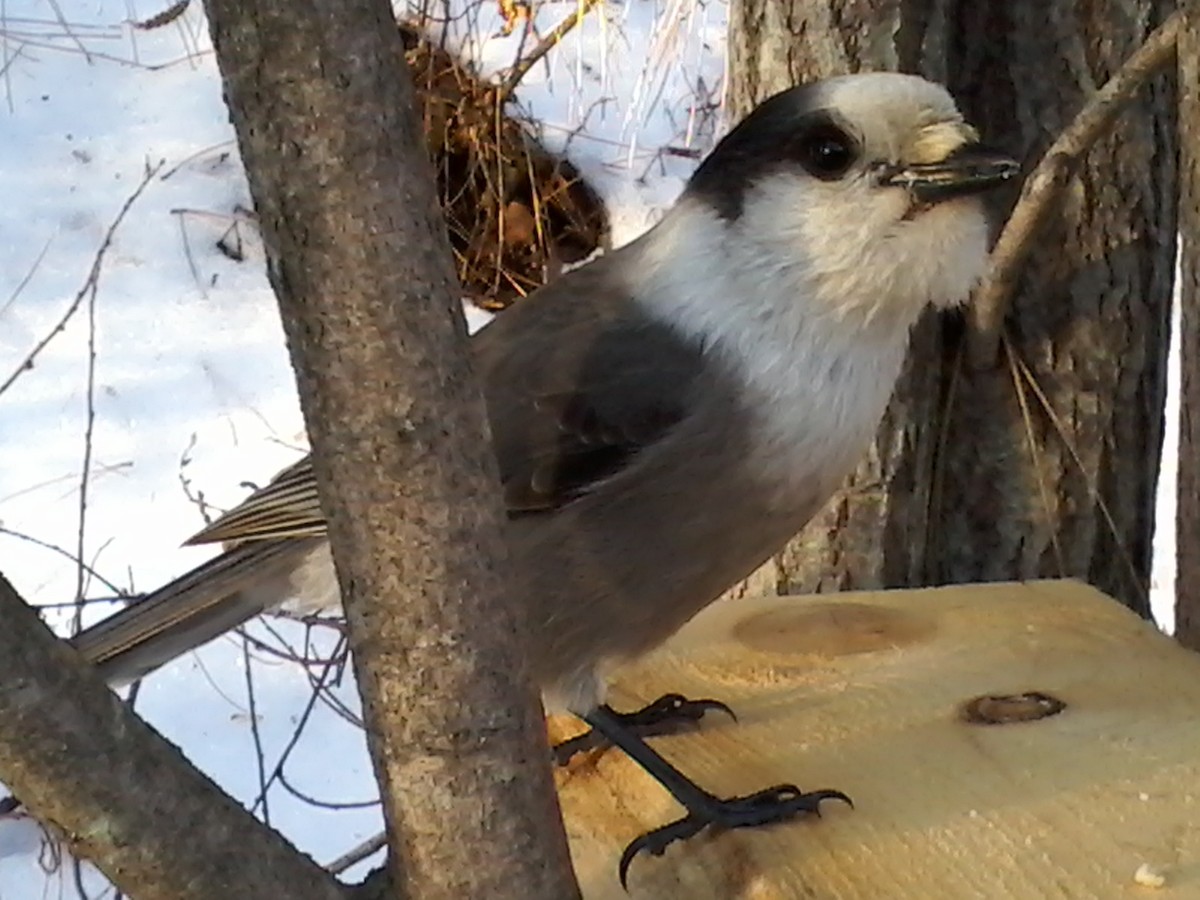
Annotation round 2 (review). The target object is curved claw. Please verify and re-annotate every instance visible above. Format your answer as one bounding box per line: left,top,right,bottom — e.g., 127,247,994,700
633,693,738,726
616,786,853,889
618,816,706,889
720,785,854,824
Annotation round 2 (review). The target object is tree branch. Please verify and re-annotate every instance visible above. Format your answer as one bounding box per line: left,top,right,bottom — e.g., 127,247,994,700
497,0,601,103
0,572,347,900
199,0,581,896
968,9,1182,366
0,164,160,399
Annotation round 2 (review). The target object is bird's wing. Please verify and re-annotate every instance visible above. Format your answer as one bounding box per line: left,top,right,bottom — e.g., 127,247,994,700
187,255,704,540
498,381,688,514
476,260,706,515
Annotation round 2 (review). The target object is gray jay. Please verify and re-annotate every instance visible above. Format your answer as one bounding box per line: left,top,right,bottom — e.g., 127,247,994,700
68,72,1017,882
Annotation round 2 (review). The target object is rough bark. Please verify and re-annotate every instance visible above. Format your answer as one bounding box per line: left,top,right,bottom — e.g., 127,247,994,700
200,1,580,898
1177,0,1200,648
727,0,1176,617
0,573,347,900
726,0,944,599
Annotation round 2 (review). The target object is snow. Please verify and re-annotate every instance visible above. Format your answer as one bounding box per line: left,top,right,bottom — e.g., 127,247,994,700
0,0,725,893
0,0,1180,895
1150,255,1182,634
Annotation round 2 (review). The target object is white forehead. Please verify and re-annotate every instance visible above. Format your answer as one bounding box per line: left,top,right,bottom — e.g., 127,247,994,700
810,72,967,157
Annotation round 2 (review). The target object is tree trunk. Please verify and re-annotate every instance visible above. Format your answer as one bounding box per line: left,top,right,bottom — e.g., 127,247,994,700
201,1,581,898
727,0,1176,617
1177,0,1200,647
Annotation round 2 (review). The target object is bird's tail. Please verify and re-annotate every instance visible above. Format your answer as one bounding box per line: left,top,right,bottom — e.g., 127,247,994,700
70,537,322,687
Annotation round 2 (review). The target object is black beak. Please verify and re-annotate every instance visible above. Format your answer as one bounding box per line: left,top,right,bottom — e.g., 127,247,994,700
877,144,1020,203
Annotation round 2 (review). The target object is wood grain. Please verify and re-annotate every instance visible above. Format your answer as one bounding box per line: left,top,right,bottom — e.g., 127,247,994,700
555,580,1200,898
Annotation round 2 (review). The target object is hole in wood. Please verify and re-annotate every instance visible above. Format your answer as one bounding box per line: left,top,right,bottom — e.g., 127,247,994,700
959,691,1067,725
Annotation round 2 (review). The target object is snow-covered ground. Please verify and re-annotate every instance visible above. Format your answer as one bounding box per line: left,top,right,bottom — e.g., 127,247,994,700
0,0,1180,895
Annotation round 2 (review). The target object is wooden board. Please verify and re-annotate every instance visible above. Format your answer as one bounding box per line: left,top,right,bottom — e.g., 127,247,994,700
552,579,1200,898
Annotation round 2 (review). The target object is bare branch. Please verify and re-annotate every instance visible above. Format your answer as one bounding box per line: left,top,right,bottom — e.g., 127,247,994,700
71,215,103,635
0,163,161,399
968,10,1182,364
131,0,192,31
497,0,601,103
0,236,53,321
328,832,387,875
0,571,348,900
0,526,128,596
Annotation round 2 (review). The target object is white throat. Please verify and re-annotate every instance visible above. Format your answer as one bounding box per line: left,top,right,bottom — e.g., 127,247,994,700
625,198,970,494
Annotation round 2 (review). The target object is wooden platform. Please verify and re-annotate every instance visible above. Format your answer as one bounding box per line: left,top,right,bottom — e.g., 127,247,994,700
551,580,1200,898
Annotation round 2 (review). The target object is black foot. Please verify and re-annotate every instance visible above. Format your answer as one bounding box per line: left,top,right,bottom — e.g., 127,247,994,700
618,786,851,888
553,693,735,766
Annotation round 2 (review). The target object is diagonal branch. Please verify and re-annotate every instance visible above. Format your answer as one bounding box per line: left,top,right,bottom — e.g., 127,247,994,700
0,164,161,399
968,10,1182,365
497,0,602,103
0,571,348,900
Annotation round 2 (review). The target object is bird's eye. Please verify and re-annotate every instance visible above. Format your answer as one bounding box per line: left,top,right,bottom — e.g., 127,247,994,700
796,125,857,180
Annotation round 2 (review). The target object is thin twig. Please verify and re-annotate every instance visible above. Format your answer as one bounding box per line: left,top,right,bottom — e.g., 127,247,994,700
242,641,271,827
0,460,132,506
159,139,237,180
173,212,206,296
176,434,221,527
276,769,379,811
1006,333,1147,607
0,527,126,597
70,856,95,900
42,0,93,62
71,215,103,634
326,831,387,875
496,0,601,103
252,618,361,727
1005,337,1066,576
0,34,210,69
0,236,54,320
249,633,349,816
130,0,191,31
0,161,164,399
968,10,1181,365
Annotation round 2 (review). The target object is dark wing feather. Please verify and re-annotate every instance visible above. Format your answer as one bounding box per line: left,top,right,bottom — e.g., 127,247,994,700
187,254,704,542
502,387,685,513
476,260,705,515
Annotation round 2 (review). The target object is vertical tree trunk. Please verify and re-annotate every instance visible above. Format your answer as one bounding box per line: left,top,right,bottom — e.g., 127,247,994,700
1177,0,1200,647
201,1,581,898
727,0,1176,617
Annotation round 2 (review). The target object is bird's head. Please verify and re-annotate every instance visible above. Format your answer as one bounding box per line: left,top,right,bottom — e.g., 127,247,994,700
680,72,1018,328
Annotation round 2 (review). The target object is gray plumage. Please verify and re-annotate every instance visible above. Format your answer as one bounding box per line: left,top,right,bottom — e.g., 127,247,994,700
71,72,1017,716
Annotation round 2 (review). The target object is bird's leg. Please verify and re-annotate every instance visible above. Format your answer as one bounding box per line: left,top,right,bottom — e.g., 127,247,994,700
552,693,734,766
579,704,851,888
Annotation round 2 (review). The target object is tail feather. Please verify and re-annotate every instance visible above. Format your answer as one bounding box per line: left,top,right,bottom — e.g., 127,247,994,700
70,537,323,686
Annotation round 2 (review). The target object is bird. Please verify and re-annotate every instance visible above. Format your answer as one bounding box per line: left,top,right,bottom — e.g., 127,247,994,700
69,71,1018,883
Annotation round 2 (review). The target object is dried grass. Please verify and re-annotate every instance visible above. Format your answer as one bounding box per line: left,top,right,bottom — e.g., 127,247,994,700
399,22,610,310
